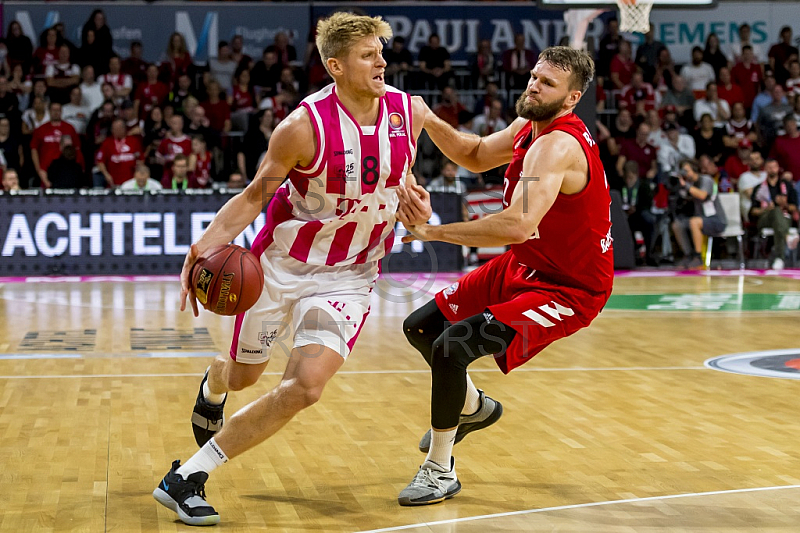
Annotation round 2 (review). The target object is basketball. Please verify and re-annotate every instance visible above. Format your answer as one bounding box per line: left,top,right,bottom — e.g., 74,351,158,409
190,244,264,316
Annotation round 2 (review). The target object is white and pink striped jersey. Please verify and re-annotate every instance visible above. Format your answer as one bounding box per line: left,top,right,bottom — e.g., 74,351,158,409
251,84,416,266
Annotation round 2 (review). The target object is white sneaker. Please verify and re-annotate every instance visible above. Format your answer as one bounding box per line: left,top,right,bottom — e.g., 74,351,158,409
772,258,785,271
398,458,461,506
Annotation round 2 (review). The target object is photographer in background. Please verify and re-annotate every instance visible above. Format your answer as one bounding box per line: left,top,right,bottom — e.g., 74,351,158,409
670,159,727,268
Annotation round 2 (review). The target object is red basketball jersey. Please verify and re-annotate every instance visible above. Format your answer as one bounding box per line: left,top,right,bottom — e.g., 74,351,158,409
503,113,614,293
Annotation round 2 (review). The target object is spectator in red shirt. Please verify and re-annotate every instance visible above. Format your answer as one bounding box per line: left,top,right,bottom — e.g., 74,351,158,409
230,66,255,132
433,86,466,128
189,135,213,188
617,122,658,180
619,70,656,116
724,101,758,149
723,138,753,183
610,39,635,91
30,101,83,188
156,114,191,181
731,46,764,111
200,80,231,134
134,64,168,120
770,114,800,182
95,117,143,187
717,66,745,108
768,26,798,85
33,27,59,77
122,41,148,87
162,32,192,86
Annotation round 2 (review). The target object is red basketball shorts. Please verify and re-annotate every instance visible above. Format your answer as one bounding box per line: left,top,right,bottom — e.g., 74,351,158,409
434,251,611,373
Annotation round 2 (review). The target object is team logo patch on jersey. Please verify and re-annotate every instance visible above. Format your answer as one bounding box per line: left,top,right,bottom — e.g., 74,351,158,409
443,282,459,298
706,349,800,380
389,112,404,130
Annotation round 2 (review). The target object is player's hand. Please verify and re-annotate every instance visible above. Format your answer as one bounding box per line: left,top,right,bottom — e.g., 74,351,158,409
396,184,432,226
180,244,200,317
401,223,430,243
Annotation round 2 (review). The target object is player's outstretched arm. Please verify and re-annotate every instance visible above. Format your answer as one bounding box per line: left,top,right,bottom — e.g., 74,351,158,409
179,108,315,315
403,131,583,247
422,107,525,173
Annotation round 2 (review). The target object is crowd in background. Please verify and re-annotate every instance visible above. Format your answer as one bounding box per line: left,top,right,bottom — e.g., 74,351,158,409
1,9,800,267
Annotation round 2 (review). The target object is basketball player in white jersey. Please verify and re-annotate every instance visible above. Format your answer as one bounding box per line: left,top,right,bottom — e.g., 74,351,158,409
152,13,429,526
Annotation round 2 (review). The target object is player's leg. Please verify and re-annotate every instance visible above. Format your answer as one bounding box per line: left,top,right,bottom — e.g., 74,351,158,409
406,302,491,451
155,284,368,525
192,295,290,448
399,312,516,506
154,344,342,526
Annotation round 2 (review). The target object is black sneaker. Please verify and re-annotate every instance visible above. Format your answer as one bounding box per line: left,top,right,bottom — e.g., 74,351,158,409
153,460,220,526
192,367,226,447
418,390,503,453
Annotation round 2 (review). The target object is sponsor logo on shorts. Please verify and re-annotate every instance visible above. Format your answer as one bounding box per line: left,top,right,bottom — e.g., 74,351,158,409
523,302,574,328
443,282,459,299
449,303,459,314
483,311,494,323
259,329,279,348
241,348,262,355
706,349,800,380
195,268,214,305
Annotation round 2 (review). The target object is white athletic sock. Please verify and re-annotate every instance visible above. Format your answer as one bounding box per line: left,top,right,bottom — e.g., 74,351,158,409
425,427,457,470
461,374,481,416
176,438,228,479
202,380,226,405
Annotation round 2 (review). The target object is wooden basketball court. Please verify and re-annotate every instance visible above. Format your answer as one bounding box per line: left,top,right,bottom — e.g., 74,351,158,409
2,271,800,532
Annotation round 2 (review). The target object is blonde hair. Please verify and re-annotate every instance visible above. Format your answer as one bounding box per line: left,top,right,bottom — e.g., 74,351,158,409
316,12,392,70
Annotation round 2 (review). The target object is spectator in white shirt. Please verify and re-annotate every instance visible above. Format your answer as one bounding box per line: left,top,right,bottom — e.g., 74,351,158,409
61,86,92,134
680,46,716,93
79,65,104,113
471,99,507,137
208,41,237,95
726,23,766,65
119,163,163,191
694,82,731,127
44,45,80,104
737,150,767,219
98,56,133,105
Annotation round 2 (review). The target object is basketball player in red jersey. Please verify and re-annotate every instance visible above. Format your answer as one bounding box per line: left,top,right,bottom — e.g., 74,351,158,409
152,13,430,526
395,47,613,506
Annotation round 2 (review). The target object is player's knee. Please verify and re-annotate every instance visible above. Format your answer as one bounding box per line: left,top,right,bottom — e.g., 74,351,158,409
403,315,423,344
430,334,471,373
284,381,324,410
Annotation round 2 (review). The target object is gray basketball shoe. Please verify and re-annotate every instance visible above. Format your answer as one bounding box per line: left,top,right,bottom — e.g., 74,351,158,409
398,458,461,506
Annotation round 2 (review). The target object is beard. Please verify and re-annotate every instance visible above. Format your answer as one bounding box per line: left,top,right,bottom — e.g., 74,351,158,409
515,91,566,122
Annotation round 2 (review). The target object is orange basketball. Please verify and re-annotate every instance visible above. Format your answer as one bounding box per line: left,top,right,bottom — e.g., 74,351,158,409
190,244,264,316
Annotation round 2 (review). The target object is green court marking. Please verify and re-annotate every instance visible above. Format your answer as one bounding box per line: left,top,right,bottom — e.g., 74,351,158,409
606,293,800,311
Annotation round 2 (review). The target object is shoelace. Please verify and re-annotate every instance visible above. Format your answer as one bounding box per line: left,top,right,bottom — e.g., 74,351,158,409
194,482,207,500
413,467,450,492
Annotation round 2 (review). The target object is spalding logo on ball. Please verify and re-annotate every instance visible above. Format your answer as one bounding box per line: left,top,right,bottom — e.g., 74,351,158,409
190,244,264,316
